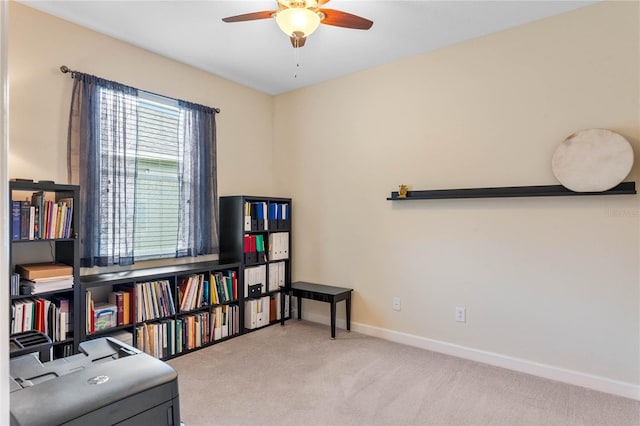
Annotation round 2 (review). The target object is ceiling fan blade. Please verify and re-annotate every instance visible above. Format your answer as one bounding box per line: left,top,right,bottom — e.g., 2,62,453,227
319,9,373,30
222,10,275,23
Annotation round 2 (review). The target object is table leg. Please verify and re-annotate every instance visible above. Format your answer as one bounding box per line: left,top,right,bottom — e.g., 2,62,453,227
346,293,351,331
330,300,336,339
297,296,302,320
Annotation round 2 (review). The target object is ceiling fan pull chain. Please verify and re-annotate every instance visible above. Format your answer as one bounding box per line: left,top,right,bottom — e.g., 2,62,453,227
294,46,300,78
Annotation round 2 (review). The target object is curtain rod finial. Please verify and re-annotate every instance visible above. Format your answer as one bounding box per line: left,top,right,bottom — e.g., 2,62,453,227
60,65,70,73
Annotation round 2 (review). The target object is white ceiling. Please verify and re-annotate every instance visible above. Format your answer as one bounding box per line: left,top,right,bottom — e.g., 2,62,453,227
21,0,596,95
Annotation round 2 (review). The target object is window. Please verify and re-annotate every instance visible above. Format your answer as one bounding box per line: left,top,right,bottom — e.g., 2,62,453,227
134,94,180,260
68,72,219,267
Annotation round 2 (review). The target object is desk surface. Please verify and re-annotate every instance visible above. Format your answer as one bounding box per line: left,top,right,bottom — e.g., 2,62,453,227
290,281,353,295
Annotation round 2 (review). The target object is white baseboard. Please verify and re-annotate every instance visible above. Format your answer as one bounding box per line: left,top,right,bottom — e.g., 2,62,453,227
300,312,640,401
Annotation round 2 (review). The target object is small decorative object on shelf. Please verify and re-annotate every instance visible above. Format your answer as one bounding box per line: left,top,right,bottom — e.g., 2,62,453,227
398,184,408,198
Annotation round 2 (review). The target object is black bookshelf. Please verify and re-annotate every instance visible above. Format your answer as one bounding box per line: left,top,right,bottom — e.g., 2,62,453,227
9,181,81,358
387,182,636,200
219,195,292,331
80,260,242,360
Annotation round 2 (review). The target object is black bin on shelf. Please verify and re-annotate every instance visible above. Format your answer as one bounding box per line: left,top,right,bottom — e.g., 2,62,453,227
9,330,52,362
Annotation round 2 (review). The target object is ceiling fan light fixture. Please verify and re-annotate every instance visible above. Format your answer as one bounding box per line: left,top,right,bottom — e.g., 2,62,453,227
275,8,321,38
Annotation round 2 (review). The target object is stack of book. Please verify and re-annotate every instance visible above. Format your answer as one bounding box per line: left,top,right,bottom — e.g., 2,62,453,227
210,270,237,304
268,232,289,261
11,296,71,342
15,263,74,295
177,274,206,312
244,295,270,330
135,319,179,359
11,191,74,240
10,273,20,296
211,304,239,340
135,280,176,322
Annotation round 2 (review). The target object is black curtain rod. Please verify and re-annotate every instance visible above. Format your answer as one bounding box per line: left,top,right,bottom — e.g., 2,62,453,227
59,65,221,114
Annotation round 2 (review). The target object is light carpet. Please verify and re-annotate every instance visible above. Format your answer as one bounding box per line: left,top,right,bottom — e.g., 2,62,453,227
168,320,640,426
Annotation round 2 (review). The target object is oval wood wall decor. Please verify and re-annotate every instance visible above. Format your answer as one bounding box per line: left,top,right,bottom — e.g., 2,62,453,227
552,129,634,192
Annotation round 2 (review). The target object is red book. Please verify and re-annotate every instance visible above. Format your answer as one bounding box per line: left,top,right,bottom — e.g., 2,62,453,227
109,292,125,326
249,235,256,254
117,292,124,325
90,300,95,334
243,235,251,254
232,271,237,300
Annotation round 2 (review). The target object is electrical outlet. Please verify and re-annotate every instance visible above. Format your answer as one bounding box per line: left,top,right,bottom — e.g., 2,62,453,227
455,307,466,323
393,297,401,311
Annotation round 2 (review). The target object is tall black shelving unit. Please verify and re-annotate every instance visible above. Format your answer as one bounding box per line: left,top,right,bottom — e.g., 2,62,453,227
219,195,292,331
9,181,81,358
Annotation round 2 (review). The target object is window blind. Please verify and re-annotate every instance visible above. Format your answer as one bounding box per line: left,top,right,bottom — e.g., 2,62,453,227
134,95,180,260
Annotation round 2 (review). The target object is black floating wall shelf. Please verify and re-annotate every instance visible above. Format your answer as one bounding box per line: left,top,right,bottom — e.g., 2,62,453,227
387,182,636,200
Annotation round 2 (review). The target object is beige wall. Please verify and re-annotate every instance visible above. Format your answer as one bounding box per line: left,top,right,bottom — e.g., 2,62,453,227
8,1,274,196
274,1,640,385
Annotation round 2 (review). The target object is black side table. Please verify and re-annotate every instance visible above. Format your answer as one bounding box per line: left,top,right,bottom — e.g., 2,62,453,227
281,281,353,339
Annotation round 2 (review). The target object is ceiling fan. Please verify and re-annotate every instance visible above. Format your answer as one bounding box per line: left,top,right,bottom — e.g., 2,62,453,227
222,0,373,48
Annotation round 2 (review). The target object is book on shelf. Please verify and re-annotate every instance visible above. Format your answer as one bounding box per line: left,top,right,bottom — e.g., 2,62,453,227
108,291,125,326
176,319,183,354
244,202,251,231
244,265,266,297
15,262,73,280
11,191,74,240
51,296,71,341
267,202,290,230
246,201,268,231
121,287,134,325
255,234,267,263
135,318,182,359
31,191,44,239
228,270,238,300
177,277,190,311
11,297,72,343
86,290,95,334
211,304,238,340
178,275,206,312
10,273,20,296
208,270,238,304
256,201,267,230
243,234,258,264
134,280,175,321
20,275,74,294
268,232,289,261
11,302,23,334
58,198,73,238
268,261,286,292
11,200,21,240
268,293,290,322
244,296,270,330
19,201,31,240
